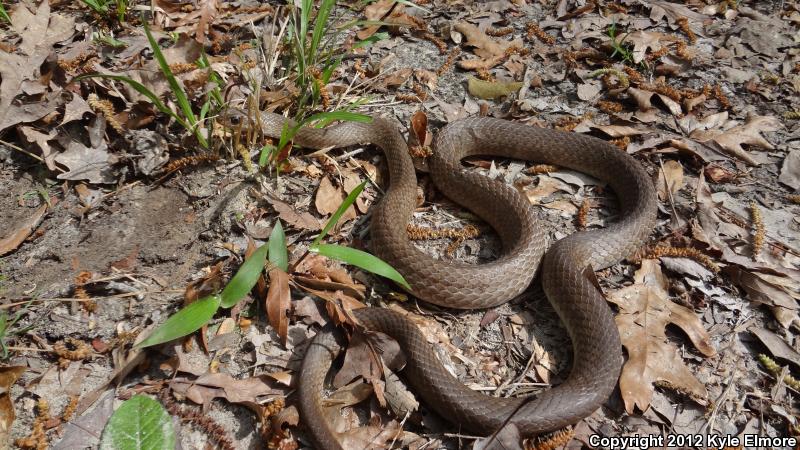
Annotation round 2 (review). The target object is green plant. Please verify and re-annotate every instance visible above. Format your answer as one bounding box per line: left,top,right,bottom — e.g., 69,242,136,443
100,395,175,450
78,19,217,149
0,306,34,360
607,22,635,66
79,0,128,22
137,181,408,348
0,2,10,23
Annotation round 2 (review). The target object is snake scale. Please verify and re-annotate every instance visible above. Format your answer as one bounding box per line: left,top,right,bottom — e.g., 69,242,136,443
228,111,657,449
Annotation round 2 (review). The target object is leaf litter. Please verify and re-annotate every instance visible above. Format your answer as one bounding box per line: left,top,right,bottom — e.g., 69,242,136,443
0,0,799,448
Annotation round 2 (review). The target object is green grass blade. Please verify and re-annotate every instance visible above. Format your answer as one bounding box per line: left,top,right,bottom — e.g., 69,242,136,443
79,0,108,14
136,295,221,348
99,395,175,450
268,220,288,271
303,111,373,128
142,19,207,148
310,0,336,59
311,180,367,248
75,74,190,130
0,3,10,23
220,243,269,308
312,244,410,290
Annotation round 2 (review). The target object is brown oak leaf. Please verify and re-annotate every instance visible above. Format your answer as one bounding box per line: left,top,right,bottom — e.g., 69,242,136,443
690,114,781,165
607,260,716,414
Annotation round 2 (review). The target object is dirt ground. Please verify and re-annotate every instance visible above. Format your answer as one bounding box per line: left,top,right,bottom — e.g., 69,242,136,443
1,0,800,449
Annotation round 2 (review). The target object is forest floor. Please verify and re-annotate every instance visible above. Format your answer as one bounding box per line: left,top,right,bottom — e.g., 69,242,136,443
1,0,799,449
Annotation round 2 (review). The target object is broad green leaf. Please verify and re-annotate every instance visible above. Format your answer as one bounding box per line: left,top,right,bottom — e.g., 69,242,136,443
268,221,288,271
220,243,269,308
312,244,410,290
312,180,367,248
99,395,175,450
136,295,221,348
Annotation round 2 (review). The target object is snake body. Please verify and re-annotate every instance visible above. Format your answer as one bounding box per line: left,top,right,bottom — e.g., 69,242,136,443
235,112,657,449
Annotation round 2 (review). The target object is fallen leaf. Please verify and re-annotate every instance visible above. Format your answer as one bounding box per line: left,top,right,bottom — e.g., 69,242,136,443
266,268,291,346
172,373,280,406
625,31,675,64
338,417,403,450
725,267,799,328
332,330,400,409
608,260,715,413
467,76,523,100
750,327,800,371
779,150,800,189
0,203,47,256
382,366,418,418
262,195,323,231
0,366,25,445
54,121,116,184
315,176,356,224
473,423,523,450
0,2,75,131
453,22,523,59
690,115,781,165
657,160,684,201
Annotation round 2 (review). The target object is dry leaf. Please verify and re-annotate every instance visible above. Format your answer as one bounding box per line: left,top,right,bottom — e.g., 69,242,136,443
0,2,75,131
779,150,800,190
625,31,674,64
453,22,522,59
333,331,383,390
382,366,418,418
315,176,357,224
690,115,781,165
473,423,523,450
266,268,291,346
750,328,800,371
173,372,279,406
338,417,403,450
725,267,799,329
608,260,715,413
657,160,685,201
0,203,47,256
262,195,323,231
0,366,26,445
55,121,116,184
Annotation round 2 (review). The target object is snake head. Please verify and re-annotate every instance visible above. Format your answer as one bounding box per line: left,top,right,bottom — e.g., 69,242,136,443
218,107,252,129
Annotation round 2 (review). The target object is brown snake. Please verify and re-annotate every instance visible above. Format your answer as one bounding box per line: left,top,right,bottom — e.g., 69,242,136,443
228,111,657,449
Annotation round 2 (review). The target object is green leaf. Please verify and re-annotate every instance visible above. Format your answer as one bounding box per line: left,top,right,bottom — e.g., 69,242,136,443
268,221,288,271
353,32,389,49
0,3,11,23
303,111,372,128
142,19,207,148
220,243,269,308
136,295,221,348
79,0,109,14
312,180,367,248
310,0,336,61
99,395,175,450
312,244,410,290
75,74,191,132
